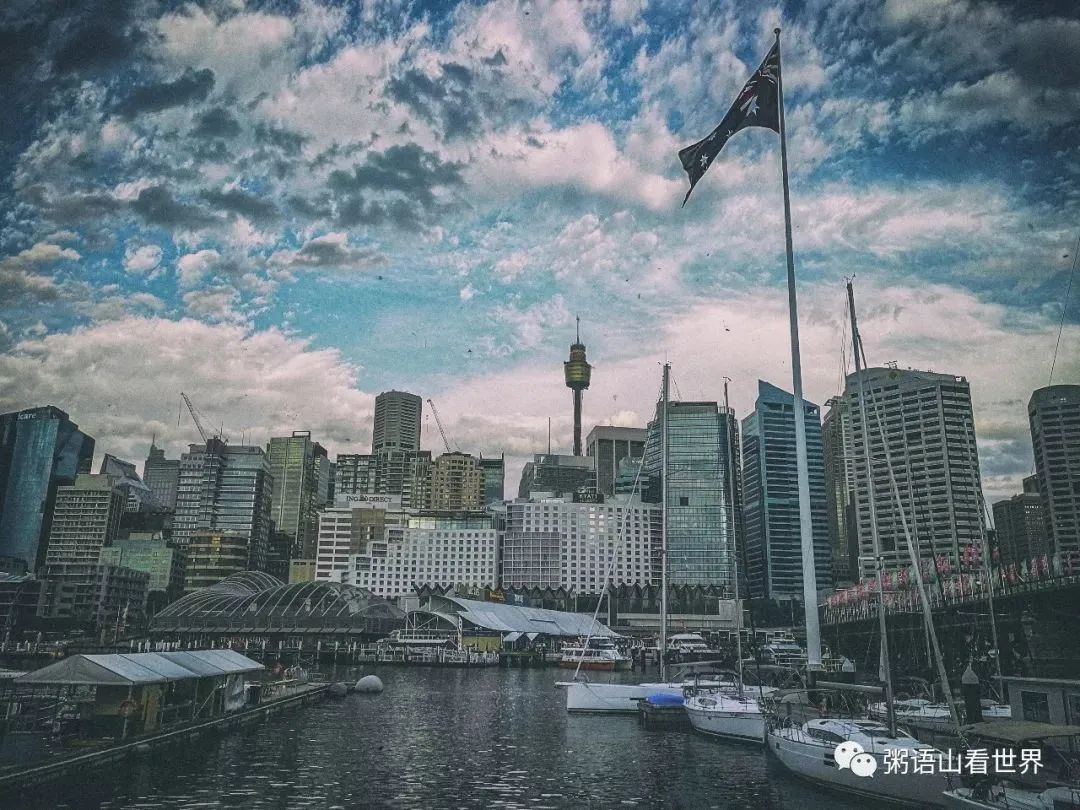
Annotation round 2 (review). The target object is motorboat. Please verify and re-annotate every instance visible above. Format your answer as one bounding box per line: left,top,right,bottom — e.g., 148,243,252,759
684,690,765,743
768,717,952,807
558,672,736,713
558,637,632,672
667,633,722,662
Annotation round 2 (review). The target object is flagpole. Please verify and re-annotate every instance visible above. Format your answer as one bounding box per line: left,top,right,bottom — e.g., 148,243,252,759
774,27,822,670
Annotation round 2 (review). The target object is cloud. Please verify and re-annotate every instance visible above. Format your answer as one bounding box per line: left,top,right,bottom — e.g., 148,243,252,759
182,286,243,324
201,188,278,225
131,186,219,230
191,107,241,140
269,232,386,270
0,317,376,465
0,241,80,300
123,243,162,274
117,68,215,118
175,249,221,289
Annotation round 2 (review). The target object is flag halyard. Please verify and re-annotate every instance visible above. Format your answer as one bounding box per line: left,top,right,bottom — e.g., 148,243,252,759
678,41,781,206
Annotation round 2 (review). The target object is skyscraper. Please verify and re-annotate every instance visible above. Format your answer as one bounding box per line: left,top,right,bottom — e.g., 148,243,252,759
822,396,857,584
143,440,180,510
173,439,273,573
99,454,153,512
372,391,422,452
642,399,739,590
1028,384,1080,558
428,452,484,511
479,454,505,506
267,431,327,560
742,381,831,600
517,454,595,500
992,475,1048,566
844,367,985,577
335,449,432,509
43,474,125,567
563,320,592,456
0,406,95,570
587,426,647,497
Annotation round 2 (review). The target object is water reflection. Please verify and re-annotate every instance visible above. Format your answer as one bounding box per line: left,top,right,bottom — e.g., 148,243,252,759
19,666,866,809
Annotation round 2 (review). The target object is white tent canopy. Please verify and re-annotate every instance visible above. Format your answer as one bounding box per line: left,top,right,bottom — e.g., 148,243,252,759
15,651,263,686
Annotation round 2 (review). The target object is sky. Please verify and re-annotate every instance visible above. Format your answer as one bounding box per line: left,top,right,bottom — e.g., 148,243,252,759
0,0,1077,505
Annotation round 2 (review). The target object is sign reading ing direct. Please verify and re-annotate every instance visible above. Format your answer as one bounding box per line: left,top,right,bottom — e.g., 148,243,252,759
334,494,402,509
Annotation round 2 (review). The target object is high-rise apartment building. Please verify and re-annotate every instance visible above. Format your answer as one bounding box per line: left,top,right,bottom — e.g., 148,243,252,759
843,368,985,577
992,475,1049,566
143,441,180,510
335,449,432,509
183,530,255,593
268,431,327,560
502,499,659,593
372,390,422,452
742,381,832,599
1029,384,1080,557
173,439,272,574
587,426,647,497
43,474,125,567
429,452,484,511
822,397,858,584
0,406,95,570
642,400,739,590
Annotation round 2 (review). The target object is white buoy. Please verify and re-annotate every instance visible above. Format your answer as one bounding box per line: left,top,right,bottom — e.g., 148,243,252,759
355,675,384,694
328,682,349,698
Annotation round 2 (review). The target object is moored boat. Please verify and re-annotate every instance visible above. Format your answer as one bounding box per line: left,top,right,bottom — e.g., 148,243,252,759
558,637,631,672
685,691,765,743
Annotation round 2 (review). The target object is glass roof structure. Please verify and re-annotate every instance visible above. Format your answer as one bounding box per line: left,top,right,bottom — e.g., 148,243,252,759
424,595,618,638
152,573,405,636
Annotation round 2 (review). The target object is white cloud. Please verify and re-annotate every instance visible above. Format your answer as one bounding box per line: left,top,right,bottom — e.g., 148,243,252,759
176,249,222,290
182,286,243,324
0,317,376,465
123,243,163,274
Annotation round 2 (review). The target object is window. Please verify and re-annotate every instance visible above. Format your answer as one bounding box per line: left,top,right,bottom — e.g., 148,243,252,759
1021,691,1051,723
679,496,689,506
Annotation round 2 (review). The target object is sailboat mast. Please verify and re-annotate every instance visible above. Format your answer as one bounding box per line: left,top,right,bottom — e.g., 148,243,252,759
847,281,896,736
660,363,670,683
775,28,822,669
724,378,744,695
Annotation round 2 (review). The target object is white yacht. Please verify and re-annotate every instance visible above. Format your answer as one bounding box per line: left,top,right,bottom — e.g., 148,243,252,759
559,672,736,714
945,785,1080,809
684,690,765,743
769,717,952,807
557,637,631,672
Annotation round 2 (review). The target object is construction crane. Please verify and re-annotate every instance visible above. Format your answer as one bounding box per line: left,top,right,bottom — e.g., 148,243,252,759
180,392,227,444
426,398,456,453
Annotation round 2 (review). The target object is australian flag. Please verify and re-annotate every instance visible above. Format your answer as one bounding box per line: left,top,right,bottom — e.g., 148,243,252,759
678,41,780,206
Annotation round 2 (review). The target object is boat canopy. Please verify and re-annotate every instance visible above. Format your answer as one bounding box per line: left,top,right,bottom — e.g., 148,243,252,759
961,720,1080,743
430,595,619,639
15,650,263,687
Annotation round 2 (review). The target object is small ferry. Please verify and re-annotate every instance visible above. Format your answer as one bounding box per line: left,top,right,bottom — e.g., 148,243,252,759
558,637,632,671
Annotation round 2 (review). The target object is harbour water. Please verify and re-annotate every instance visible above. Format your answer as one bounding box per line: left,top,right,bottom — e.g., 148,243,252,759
19,666,866,809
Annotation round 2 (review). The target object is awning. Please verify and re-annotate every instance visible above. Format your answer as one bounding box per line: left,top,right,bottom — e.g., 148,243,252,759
503,632,522,643
525,632,539,641
15,650,262,686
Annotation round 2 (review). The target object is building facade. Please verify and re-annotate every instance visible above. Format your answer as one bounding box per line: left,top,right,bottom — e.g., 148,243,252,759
173,439,273,574
143,441,180,511
99,532,185,606
339,515,498,598
43,474,126,568
587,426,648,498
0,406,95,570
429,452,484,511
372,390,422,452
314,495,405,582
183,530,255,593
517,454,595,500
501,499,659,594
844,368,985,577
479,454,505,506
822,396,858,584
268,431,327,560
1029,385,1080,558
642,401,739,590
992,476,1049,566
335,449,433,510
742,381,832,600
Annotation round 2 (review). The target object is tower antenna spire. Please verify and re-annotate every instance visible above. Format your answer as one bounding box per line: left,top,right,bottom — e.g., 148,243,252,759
563,320,592,456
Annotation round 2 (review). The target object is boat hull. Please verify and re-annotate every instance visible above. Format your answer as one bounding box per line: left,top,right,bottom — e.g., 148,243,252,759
769,729,952,808
557,659,623,672
558,681,683,713
685,700,764,743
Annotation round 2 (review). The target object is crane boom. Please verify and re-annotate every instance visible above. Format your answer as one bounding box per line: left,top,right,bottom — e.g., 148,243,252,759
426,398,454,453
181,392,226,444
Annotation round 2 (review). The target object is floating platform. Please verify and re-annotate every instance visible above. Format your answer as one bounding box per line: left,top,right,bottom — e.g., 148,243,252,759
638,695,690,731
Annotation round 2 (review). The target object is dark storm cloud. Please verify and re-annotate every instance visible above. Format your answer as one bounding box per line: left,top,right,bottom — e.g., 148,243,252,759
286,239,386,269
131,186,219,229
1011,18,1080,89
192,107,241,139
119,69,215,118
254,123,307,155
386,63,483,139
327,143,464,229
24,186,122,225
201,188,277,225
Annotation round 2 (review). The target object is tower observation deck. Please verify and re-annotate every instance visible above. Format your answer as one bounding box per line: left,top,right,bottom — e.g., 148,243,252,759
563,317,592,456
